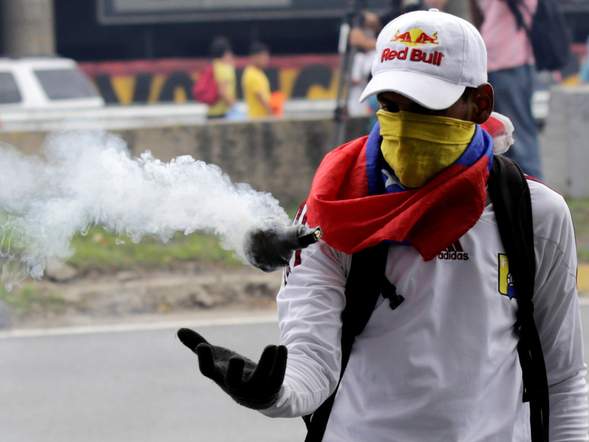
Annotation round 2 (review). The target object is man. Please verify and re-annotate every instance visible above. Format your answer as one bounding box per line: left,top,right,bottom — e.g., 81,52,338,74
348,22,375,117
179,10,588,441
206,36,236,119
471,0,542,178
242,42,273,119
350,0,448,50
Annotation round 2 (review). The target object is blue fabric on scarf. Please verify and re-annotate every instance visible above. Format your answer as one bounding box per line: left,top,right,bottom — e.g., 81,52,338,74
365,122,494,196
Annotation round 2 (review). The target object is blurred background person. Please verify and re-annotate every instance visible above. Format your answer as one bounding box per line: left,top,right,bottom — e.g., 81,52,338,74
471,0,542,178
347,47,373,117
206,36,237,120
242,42,273,119
580,36,589,84
348,18,376,117
350,0,449,51
347,0,448,126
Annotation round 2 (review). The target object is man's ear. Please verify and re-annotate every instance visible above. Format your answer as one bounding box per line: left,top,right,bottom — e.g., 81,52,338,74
471,83,494,124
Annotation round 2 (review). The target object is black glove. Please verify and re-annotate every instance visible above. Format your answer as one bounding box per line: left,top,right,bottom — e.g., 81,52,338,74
244,224,321,272
177,328,287,410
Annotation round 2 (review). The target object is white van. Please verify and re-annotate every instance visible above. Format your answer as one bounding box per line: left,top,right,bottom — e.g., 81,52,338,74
0,57,104,110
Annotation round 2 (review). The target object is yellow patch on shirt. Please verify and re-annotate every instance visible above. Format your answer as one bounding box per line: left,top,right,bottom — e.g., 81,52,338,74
498,254,516,299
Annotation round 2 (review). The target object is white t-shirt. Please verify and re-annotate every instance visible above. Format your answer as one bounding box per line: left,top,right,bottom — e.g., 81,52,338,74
261,180,589,441
348,51,374,117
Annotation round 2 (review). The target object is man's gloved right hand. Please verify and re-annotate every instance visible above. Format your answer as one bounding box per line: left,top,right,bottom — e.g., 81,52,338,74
244,224,321,272
177,328,287,410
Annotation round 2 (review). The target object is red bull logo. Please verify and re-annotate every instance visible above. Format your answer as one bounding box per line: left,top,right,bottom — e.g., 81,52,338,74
392,28,439,47
382,27,444,67
381,47,444,66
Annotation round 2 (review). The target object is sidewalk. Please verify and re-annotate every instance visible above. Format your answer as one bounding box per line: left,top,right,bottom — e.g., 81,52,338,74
579,264,589,295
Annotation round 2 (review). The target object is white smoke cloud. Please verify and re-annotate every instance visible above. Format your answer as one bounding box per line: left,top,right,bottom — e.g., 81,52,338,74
0,131,289,288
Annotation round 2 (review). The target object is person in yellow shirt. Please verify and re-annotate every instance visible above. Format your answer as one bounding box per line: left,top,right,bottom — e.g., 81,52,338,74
207,37,237,119
242,42,273,119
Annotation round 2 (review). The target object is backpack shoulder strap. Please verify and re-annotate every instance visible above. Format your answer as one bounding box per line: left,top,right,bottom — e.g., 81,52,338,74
504,0,530,29
488,155,549,442
303,242,391,442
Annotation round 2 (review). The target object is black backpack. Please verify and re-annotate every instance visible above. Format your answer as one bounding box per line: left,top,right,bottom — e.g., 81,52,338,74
303,156,549,442
505,0,571,71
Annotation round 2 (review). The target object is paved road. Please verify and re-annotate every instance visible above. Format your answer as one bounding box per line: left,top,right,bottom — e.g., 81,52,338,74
0,317,306,442
3,301,589,442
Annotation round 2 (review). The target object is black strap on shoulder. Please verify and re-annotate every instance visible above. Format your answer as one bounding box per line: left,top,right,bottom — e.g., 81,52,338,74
303,242,390,442
504,0,529,31
488,155,549,442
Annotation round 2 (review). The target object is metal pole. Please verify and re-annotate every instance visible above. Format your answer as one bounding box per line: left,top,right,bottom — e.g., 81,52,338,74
1,0,55,56
333,0,365,147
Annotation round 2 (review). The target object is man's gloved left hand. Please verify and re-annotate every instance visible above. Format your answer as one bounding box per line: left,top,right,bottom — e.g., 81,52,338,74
177,328,287,410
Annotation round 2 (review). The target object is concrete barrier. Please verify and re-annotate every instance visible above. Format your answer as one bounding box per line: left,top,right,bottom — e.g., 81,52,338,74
0,116,371,206
541,86,589,198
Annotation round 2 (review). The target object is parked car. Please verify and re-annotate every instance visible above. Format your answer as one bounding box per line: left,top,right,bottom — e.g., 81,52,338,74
0,57,104,111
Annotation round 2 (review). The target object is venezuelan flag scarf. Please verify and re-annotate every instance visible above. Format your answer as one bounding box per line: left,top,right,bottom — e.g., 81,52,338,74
305,123,494,261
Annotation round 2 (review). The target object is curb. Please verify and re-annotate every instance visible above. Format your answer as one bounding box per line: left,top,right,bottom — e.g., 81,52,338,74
1,270,283,331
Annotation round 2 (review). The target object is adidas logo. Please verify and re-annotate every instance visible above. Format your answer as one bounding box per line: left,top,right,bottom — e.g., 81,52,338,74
438,240,470,261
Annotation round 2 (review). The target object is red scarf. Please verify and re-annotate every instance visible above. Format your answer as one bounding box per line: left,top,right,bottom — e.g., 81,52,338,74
305,126,493,260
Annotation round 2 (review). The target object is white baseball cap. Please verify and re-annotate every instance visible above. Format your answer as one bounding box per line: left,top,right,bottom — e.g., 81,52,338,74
360,9,488,110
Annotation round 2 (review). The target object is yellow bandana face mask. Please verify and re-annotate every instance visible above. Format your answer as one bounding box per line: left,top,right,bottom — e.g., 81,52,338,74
376,109,476,188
